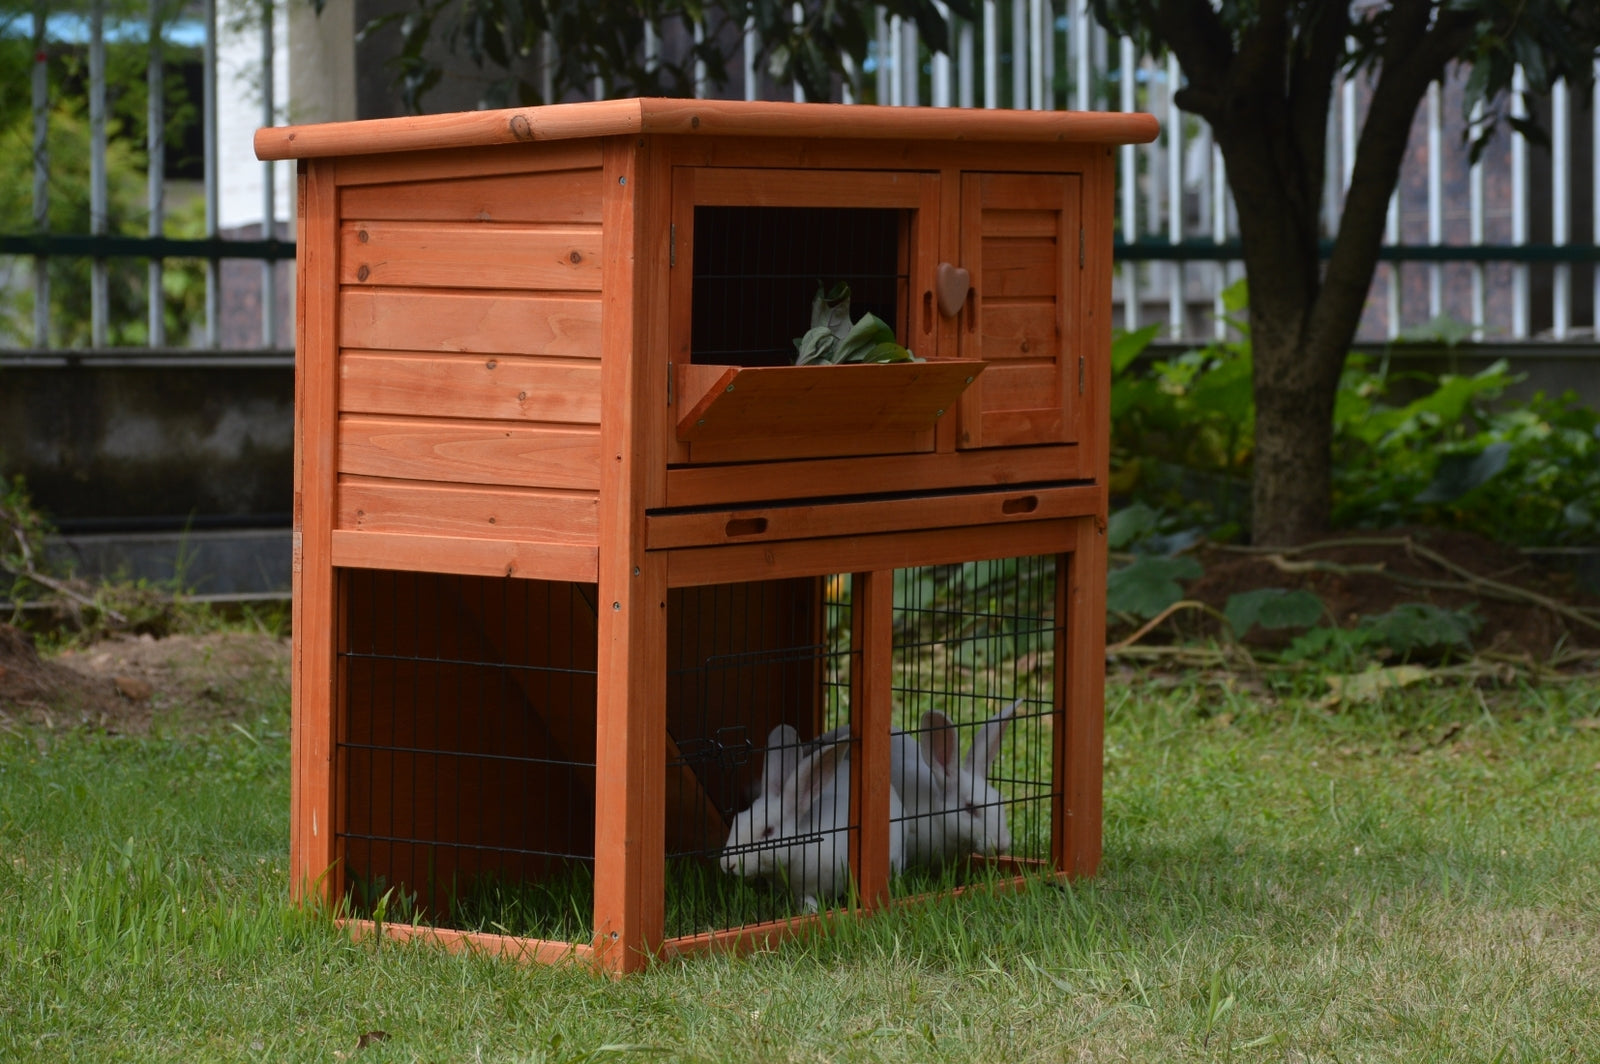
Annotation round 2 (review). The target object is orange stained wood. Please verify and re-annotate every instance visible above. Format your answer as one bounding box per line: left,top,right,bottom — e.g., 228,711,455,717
851,570,894,909
592,136,671,975
338,417,602,492
665,447,1093,508
255,98,1160,161
340,291,602,358
332,140,604,186
688,167,933,209
339,167,605,224
958,171,1081,450
347,920,594,965
645,483,1100,550
340,352,602,425
340,222,603,291
337,478,598,543
290,158,340,905
674,361,983,444
665,518,1081,588
330,529,599,583
1059,517,1107,877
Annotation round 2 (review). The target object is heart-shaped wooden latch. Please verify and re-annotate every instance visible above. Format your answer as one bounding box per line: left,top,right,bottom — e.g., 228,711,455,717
935,262,971,319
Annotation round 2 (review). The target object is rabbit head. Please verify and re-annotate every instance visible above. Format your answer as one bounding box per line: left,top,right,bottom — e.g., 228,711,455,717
919,701,1017,858
720,724,802,878
774,736,853,909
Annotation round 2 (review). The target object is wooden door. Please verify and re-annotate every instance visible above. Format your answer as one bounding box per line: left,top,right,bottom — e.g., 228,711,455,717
955,172,1083,449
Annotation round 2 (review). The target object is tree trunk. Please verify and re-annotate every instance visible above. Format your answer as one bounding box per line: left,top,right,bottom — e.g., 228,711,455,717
1249,338,1339,546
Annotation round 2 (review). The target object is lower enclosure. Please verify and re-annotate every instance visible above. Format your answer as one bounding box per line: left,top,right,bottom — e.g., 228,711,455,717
335,554,1066,950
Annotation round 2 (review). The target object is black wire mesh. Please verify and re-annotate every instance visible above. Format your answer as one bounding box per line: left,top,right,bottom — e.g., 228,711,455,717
337,569,599,941
691,206,909,367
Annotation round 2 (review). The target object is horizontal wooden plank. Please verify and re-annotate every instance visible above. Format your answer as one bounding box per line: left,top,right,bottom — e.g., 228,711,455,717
665,446,1091,507
340,290,602,357
647,484,1099,549
340,222,603,290
341,352,601,424
340,416,602,491
345,920,593,965
977,172,1070,210
331,529,599,583
979,363,1063,410
690,167,930,208
982,238,1059,299
675,360,983,443
340,168,604,224
665,518,1083,587
328,140,605,185
977,407,1067,447
339,478,598,544
982,302,1059,361
685,430,931,464
255,100,1157,162
981,209,1059,238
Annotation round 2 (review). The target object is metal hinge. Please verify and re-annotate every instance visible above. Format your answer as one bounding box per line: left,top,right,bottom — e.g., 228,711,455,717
1079,355,1085,394
669,223,676,268
1079,227,1085,268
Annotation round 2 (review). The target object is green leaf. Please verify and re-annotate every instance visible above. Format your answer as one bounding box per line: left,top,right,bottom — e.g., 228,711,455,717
793,325,840,366
1107,503,1161,550
1111,324,1161,375
1106,554,1202,620
835,312,899,363
1415,442,1511,503
1223,588,1325,637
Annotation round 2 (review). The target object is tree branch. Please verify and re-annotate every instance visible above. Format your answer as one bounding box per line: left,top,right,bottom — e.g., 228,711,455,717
1288,0,1352,211
1144,0,1235,121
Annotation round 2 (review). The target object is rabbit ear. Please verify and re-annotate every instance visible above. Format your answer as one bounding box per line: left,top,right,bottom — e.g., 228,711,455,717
761,725,801,795
919,711,959,774
965,700,1018,773
783,739,848,815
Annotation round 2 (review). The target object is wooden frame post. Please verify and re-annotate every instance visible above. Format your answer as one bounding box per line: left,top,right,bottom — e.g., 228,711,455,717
593,135,670,974
849,569,895,909
1055,516,1107,876
290,158,340,906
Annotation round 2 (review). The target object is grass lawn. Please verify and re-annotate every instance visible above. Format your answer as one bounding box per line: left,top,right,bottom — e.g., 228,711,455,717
2,662,1597,1062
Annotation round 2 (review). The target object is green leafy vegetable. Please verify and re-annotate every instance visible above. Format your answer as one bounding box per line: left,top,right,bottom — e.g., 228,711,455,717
793,282,918,365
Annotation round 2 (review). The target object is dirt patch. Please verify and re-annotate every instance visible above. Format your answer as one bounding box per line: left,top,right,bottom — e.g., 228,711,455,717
1177,527,1600,661
0,624,289,734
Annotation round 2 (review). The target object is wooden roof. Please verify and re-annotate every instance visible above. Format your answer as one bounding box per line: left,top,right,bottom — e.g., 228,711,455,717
254,98,1159,161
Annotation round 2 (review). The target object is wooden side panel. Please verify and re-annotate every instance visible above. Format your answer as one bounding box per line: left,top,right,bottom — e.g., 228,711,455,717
957,172,1081,450
338,478,599,543
340,168,605,224
340,222,603,291
291,158,341,905
338,417,601,492
341,352,601,424
340,291,601,358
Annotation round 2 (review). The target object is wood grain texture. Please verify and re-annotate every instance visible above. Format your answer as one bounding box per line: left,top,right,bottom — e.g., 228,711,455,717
340,222,602,291
592,137,671,975
1060,516,1107,876
255,99,1159,161
340,290,601,357
337,477,599,543
341,352,601,424
664,518,1080,588
664,447,1090,508
330,529,599,582
689,167,929,208
338,416,602,491
851,570,894,910
674,361,983,443
645,483,1100,549
291,158,340,905
340,168,604,224
346,920,594,963
331,141,604,186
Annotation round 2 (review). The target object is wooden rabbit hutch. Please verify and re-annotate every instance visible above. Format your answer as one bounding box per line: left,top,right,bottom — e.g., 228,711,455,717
256,99,1158,974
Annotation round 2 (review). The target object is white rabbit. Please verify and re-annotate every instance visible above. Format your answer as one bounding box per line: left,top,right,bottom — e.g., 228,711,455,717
721,725,904,911
719,724,803,880
917,700,1018,860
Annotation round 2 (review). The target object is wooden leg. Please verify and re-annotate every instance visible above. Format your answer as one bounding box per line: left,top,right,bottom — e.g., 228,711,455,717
592,553,667,975
850,570,894,909
1056,517,1107,877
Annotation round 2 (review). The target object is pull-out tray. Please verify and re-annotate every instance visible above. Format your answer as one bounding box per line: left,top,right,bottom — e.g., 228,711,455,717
675,360,985,443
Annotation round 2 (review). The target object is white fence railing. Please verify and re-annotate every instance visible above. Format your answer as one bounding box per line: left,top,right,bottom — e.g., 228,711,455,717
3,1,1596,351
